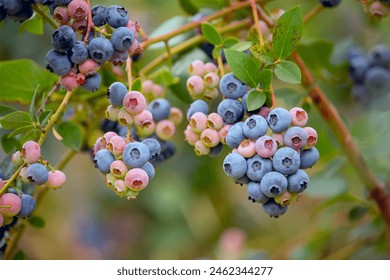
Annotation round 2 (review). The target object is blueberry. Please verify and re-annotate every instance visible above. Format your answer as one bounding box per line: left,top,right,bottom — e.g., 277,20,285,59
319,0,341,8
287,169,309,193
141,162,155,180
0,5,6,21
46,49,72,76
107,82,128,106
217,99,244,124
209,143,224,157
225,122,245,149
187,100,208,121
283,126,308,150
122,142,150,168
272,147,300,175
69,41,88,64
0,170,6,180
148,98,171,122
91,5,107,27
82,73,102,92
88,37,115,64
219,73,247,99
161,141,176,159
17,194,36,217
12,1,33,22
234,174,251,186
111,27,134,52
364,67,390,96
300,147,320,169
262,199,288,218
247,181,269,203
243,115,268,139
349,56,368,84
105,5,129,28
141,138,161,161
367,45,390,69
94,149,115,174
260,171,287,198
51,25,76,53
7,188,23,195
100,119,120,134
246,155,273,182
346,47,365,61
267,107,292,133
223,153,247,179
54,0,71,5
27,163,49,185
3,0,23,15
351,85,371,103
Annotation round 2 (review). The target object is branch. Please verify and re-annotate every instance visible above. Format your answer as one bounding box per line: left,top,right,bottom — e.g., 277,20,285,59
32,4,58,29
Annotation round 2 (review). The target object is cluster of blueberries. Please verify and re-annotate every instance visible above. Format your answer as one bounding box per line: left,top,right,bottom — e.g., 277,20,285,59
185,71,319,218
0,0,42,22
45,1,139,92
186,60,220,101
347,44,390,106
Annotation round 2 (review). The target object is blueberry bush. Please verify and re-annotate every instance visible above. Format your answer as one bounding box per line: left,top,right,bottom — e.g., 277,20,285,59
0,0,390,259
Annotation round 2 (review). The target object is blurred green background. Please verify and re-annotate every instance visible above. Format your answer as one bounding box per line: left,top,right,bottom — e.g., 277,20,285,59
1,0,390,259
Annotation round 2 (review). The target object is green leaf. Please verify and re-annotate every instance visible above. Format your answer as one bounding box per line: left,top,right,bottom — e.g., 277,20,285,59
29,216,45,228
0,111,33,130
212,45,222,59
1,134,21,153
38,110,52,126
153,68,179,86
250,44,275,65
224,49,261,88
0,59,57,103
223,37,240,48
18,13,43,35
274,60,301,84
7,125,36,139
131,78,143,92
29,86,39,122
246,89,266,111
0,105,16,118
272,6,302,60
259,69,272,89
229,41,253,52
178,0,199,14
201,22,223,46
55,122,84,151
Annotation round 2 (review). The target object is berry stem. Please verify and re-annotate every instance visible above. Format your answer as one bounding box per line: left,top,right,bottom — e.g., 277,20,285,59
126,56,133,89
271,85,277,108
32,4,58,29
250,0,265,46
83,0,93,44
0,164,26,196
291,51,390,226
36,81,60,115
217,55,225,77
164,41,174,68
303,4,324,25
92,26,111,37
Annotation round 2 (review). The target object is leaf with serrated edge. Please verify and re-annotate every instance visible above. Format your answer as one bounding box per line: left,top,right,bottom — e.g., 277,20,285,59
274,61,301,84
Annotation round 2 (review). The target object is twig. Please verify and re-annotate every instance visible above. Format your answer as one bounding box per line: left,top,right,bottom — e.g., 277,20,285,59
83,0,93,43
36,81,60,115
32,5,58,29
250,0,264,46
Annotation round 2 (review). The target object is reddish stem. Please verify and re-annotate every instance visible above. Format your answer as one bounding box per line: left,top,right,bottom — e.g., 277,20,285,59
83,0,93,43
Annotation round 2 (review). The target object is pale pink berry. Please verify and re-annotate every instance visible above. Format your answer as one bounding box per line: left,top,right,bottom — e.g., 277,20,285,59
79,59,100,75
290,107,308,127
118,109,134,126
128,39,140,55
12,151,24,166
369,1,390,18
204,88,219,100
105,174,116,189
219,124,232,145
204,72,220,88
46,170,67,189
232,148,239,154
125,168,149,191
271,133,284,147
53,6,70,25
152,84,164,99
136,121,156,137
169,107,183,125
0,193,22,217
93,137,103,154
76,73,86,85
304,127,318,149
204,62,218,73
68,0,89,21
0,179,4,191
258,20,270,38
186,75,205,96
201,128,221,148
114,179,127,193
271,9,285,21
110,160,128,178
126,20,138,34
18,167,30,184
207,113,224,130
105,105,120,121
60,71,79,90
237,139,256,158
101,131,118,147
134,110,154,128
72,19,88,33
194,140,210,156
21,140,41,164
184,125,200,146
258,106,271,119
123,91,147,114
255,135,277,158
142,80,153,94
189,112,208,133
156,120,176,140
107,136,126,156
189,60,205,76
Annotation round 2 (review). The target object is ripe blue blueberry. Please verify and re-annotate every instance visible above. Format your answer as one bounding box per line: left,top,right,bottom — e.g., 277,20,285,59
272,147,300,175
27,163,49,185
46,49,72,76
287,169,309,193
267,108,292,133
262,199,288,218
217,98,244,124
219,73,247,99
243,115,268,139
105,5,129,28
91,5,107,27
141,162,155,180
17,194,36,217
234,174,251,186
349,56,368,84
82,73,102,92
69,41,88,64
88,37,115,64
209,143,224,157
260,171,288,198
225,122,245,149
319,0,341,8
107,82,128,106
148,98,171,122
122,142,150,168
111,27,134,52
223,153,247,179
3,0,23,15
247,181,269,204
51,25,76,53
54,0,72,5
367,45,390,69
94,149,115,174
142,138,161,161
246,155,273,182
12,1,33,22
299,147,320,169
364,67,390,96
187,100,208,121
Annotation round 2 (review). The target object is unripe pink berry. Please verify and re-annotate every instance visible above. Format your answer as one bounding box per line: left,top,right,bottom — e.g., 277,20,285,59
369,1,390,18
204,88,219,100
60,72,79,90
204,72,220,88
76,73,86,85
152,84,164,98
68,0,89,21
204,62,218,73
105,105,120,121
271,133,284,147
110,160,128,178
72,19,88,33
123,91,147,114
125,168,149,191
0,179,4,191
255,135,277,158
189,60,205,76
46,170,67,189
169,107,183,125
194,140,210,156
105,174,116,189
187,75,205,96
53,6,70,25
12,151,24,166
284,126,308,150
219,124,232,145
126,20,138,34
128,39,140,55
21,140,41,164
142,80,153,94
303,127,318,149
79,59,100,75
156,120,176,140
136,121,156,137
134,110,154,128
237,139,256,158
207,113,224,130
18,167,30,184
271,9,285,21
184,125,200,146
201,128,221,148
258,106,271,119
101,131,118,147
114,179,127,193
290,107,308,127
93,137,103,154
118,109,134,126
189,112,208,133
107,136,126,156
0,193,22,217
